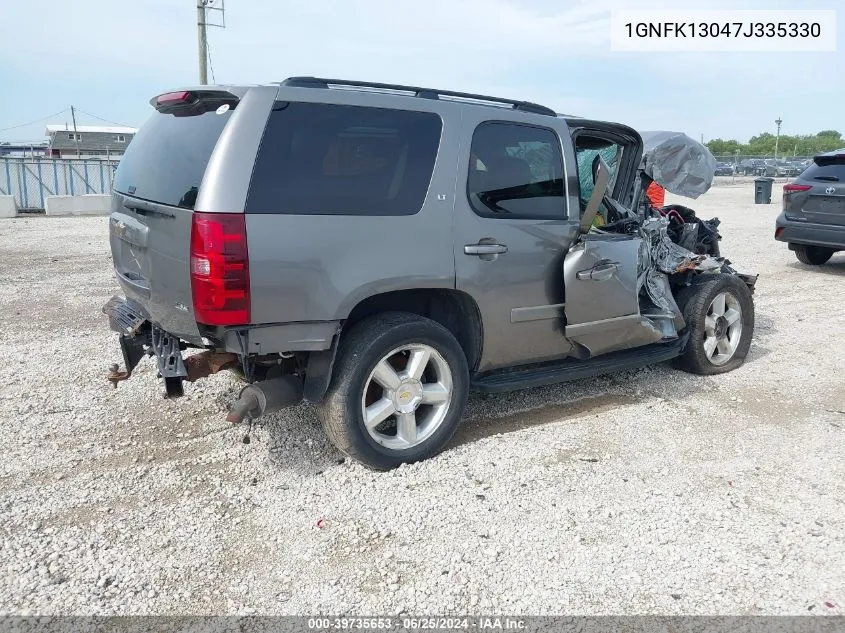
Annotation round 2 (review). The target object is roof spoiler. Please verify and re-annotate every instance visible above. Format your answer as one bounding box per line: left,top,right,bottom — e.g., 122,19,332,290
814,149,845,165
150,90,239,117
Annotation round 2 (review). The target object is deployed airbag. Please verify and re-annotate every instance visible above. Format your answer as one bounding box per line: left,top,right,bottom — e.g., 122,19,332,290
639,131,717,199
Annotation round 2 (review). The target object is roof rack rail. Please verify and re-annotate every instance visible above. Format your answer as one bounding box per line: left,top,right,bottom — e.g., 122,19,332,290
280,76,557,117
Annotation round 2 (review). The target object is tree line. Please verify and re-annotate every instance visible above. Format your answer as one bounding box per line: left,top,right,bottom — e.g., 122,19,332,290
706,130,843,157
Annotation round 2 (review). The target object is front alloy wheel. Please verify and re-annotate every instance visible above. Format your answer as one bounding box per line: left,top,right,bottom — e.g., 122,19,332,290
702,292,743,366
675,274,755,375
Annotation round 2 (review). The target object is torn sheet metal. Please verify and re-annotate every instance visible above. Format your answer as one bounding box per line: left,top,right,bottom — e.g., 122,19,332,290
639,131,717,199
640,216,706,275
635,215,720,332
678,222,700,252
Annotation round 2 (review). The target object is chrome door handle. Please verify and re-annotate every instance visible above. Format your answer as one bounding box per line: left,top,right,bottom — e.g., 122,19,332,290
464,243,508,256
576,261,619,281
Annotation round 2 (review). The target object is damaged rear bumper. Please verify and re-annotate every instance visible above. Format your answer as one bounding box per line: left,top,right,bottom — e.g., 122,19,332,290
102,296,237,397
101,296,304,420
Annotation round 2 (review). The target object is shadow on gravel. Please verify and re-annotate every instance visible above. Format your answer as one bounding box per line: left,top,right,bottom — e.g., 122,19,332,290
786,257,845,277
451,392,640,447
450,359,716,448
253,338,769,466
741,310,775,367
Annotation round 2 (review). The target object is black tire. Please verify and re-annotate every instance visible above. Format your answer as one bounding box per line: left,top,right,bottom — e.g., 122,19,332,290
674,274,755,375
793,244,834,266
315,312,469,470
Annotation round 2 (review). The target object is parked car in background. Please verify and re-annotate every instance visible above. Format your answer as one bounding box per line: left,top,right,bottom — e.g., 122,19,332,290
714,162,735,176
785,161,804,176
739,159,779,177
739,158,767,176
772,160,800,177
775,149,845,265
760,159,780,177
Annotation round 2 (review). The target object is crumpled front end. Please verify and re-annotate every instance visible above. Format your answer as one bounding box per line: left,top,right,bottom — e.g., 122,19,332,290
635,215,757,335
599,209,758,347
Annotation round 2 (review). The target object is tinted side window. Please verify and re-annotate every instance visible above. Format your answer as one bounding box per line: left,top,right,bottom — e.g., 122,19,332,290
467,122,565,219
246,103,442,215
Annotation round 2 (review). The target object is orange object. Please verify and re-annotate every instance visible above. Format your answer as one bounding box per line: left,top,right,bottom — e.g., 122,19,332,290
646,181,665,208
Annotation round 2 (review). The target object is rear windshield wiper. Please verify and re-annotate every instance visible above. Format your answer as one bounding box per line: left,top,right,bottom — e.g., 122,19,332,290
813,176,840,182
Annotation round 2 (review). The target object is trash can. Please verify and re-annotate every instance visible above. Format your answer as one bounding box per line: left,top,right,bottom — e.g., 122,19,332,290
754,177,774,204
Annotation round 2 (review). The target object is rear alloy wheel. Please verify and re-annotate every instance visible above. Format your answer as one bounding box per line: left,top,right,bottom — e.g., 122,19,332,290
361,344,453,451
316,312,469,470
675,274,755,375
793,244,834,266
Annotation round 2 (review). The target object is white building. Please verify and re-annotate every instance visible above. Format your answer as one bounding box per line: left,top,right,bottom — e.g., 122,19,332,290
45,124,138,158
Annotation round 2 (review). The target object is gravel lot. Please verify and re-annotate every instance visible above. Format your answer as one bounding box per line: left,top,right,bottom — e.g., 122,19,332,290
1,178,844,616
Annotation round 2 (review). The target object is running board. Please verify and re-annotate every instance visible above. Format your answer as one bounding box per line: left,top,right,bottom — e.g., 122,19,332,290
471,336,687,394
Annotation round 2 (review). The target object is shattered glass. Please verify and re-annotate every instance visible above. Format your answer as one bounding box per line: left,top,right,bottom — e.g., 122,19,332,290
577,145,620,203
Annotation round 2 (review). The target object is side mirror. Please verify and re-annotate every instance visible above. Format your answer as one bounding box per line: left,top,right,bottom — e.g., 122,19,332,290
579,156,610,234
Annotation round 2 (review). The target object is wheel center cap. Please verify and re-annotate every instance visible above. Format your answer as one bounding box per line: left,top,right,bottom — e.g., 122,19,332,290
715,316,728,338
393,380,423,414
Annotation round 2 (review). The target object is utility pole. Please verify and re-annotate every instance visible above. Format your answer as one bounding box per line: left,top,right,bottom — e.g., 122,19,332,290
197,0,208,84
774,117,783,160
196,0,225,84
70,105,81,157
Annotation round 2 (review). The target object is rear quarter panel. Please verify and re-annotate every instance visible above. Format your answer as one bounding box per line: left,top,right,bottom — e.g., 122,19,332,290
246,92,462,324
195,85,280,214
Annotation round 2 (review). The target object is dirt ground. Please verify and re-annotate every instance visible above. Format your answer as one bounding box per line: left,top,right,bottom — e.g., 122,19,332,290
0,178,843,616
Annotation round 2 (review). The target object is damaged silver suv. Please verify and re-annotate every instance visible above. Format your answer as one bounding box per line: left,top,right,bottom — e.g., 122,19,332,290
104,77,757,469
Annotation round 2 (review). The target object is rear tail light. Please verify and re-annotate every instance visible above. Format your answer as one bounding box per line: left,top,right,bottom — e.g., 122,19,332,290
190,213,250,326
775,227,784,239
783,183,811,208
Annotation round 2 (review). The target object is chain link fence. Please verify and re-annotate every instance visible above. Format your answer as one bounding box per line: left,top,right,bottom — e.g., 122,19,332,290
0,157,119,211
709,154,815,179
713,155,816,161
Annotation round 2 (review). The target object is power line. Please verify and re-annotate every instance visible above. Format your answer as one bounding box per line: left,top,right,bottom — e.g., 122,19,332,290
207,36,217,83
73,108,135,129
0,108,70,133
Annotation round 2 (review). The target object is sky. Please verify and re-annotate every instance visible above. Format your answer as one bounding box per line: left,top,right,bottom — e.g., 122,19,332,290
0,0,842,144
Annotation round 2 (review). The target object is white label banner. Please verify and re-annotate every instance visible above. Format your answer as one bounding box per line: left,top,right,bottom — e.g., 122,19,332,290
610,10,837,52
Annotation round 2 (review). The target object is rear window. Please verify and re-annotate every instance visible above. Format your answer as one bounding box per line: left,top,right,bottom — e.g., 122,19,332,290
245,102,442,216
800,157,845,182
113,109,232,209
